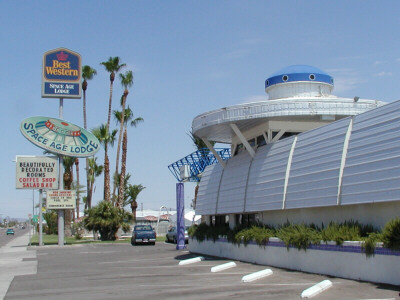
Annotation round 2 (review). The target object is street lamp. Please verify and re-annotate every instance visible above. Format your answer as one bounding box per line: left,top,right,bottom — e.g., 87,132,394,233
156,206,168,235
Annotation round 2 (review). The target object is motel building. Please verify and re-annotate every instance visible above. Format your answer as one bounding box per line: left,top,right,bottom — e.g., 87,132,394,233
188,65,400,285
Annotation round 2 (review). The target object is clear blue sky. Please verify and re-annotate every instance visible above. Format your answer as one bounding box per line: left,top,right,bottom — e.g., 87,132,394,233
1,1,400,219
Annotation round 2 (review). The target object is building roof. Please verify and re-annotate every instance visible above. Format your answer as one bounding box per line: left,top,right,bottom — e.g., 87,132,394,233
266,65,334,89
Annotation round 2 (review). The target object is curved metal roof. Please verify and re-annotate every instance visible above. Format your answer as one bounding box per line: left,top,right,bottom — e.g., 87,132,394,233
192,98,385,143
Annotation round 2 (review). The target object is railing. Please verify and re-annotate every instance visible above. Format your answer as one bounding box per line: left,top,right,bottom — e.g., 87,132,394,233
168,148,231,182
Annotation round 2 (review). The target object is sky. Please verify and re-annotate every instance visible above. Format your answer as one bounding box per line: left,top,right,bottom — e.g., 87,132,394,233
1,1,400,219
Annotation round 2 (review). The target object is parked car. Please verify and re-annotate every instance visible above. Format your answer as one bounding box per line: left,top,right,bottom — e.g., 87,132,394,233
6,228,15,235
165,226,189,244
131,225,156,246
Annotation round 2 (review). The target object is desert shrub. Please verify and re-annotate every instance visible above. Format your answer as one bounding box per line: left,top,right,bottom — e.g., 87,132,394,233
84,201,133,241
321,222,361,245
234,226,274,247
72,219,85,240
43,211,58,234
381,217,400,251
362,232,382,257
276,224,321,251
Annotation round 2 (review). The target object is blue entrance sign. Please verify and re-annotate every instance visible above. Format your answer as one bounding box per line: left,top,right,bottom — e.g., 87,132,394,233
42,48,82,99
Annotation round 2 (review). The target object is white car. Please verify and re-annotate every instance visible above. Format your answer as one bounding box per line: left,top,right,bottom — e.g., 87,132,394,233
165,226,189,244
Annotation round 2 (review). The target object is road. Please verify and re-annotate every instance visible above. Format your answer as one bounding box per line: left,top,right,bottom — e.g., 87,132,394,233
0,227,29,248
3,240,400,299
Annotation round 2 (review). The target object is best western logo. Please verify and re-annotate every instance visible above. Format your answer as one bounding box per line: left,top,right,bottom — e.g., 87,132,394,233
45,60,78,76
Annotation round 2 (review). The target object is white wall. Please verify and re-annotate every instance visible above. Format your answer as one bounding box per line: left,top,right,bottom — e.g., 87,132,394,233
190,239,400,286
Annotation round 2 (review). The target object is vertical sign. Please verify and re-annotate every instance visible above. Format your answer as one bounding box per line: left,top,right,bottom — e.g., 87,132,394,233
42,47,82,98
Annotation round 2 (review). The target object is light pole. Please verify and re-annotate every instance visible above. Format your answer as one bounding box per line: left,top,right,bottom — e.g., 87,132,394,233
156,206,168,236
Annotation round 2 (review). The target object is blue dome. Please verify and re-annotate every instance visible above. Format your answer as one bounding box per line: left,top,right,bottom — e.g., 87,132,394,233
265,65,334,89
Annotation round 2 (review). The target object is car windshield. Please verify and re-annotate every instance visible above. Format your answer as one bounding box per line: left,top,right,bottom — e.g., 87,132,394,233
135,225,152,231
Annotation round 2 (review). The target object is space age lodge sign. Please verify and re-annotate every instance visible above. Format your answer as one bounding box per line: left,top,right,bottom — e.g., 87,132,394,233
42,47,81,98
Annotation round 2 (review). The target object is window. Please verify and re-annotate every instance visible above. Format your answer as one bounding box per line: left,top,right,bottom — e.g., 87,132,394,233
282,75,289,81
256,135,266,147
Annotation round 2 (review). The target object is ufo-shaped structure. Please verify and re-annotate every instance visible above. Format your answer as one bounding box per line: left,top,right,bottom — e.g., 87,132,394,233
192,65,384,156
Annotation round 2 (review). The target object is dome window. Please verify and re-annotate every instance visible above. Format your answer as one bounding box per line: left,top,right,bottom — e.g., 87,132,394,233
282,75,289,81
309,74,315,80
266,80,269,86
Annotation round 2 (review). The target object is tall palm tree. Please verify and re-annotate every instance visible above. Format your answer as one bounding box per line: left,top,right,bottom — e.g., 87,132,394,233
71,180,86,217
100,57,126,132
112,70,134,199
74,158,80,218
92,124,117,203
124,184,146,222
62,156,75,236
86,157,103,210
82,65,97,212
115,107,143,206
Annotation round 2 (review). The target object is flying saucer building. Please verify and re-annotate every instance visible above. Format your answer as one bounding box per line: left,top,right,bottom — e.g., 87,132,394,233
191,65,400,229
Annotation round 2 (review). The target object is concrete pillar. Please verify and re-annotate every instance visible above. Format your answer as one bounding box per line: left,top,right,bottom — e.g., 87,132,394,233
229,214,236,229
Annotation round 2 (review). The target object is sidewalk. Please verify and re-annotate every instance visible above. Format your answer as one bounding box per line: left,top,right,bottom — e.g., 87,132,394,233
0,231,37,300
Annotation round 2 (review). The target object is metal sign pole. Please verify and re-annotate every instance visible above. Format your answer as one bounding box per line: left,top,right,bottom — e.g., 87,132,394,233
39,189,43,246
176,183,186,250
58,98,64,246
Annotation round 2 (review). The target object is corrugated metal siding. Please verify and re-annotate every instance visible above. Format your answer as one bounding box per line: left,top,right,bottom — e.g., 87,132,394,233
195,163,223,215
285,118,350,209
196,100,400,216
217,151,252,214
245,137,294,212
341,101,400,205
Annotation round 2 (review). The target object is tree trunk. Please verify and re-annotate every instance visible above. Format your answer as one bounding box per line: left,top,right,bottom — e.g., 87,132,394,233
83,84,91,211
112,90,128,200
117,127,128,207
106,74,114,133
131,201,138,222
104,144,110,202
63,170,73,237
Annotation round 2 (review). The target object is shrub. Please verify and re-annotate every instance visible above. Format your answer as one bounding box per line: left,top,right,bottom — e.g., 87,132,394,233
84,201,133,241
234,226,274,247
276,224,321,251
381,217,400,251
321,222,361,245
362,232,382,257
72,219,85,240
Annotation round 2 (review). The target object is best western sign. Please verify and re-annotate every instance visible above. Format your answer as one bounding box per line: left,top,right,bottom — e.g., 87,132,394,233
42,47,82,98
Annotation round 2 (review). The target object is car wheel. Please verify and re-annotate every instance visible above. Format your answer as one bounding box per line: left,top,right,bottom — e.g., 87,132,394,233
173,237,177,244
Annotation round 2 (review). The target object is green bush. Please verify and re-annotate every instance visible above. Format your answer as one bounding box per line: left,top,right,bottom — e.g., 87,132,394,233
276,224,321,251
362,232,382,257
234,226,274,247
321,222,361,245
84,201,133,241
72,220,85,240
381,217,400,251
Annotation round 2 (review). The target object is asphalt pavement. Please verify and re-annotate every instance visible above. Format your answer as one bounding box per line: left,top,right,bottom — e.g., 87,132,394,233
2,240,399,299
0,228,37,300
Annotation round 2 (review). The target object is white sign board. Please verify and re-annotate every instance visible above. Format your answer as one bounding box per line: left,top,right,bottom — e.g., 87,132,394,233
16,156,58,189
47,190,76,209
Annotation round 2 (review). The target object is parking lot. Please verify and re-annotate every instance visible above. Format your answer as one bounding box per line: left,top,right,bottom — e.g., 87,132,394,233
5,241,400,299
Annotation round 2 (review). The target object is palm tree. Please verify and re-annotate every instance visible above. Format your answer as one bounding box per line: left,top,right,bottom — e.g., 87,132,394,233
74,158,80,218
124,184,146,222
82,65,97,212
62,156,75,236
71,180,86,218
112,70,133,199
100,57,126,132
86,157,103,210
115,107,143,206
82,65,97,130
92,124,117,203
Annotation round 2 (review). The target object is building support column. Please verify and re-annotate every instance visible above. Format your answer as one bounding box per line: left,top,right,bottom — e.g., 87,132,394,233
230,123,255,158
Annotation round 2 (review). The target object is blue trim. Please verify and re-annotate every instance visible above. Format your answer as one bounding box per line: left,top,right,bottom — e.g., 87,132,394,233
265,65,334,89
168,148,231,182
